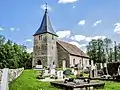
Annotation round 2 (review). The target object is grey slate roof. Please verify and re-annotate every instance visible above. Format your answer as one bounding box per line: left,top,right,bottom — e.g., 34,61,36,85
33,9,57,36
57,40,89,58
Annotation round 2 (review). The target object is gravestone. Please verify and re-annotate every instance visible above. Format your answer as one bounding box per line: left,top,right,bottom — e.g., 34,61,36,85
89,65,92,78
50,69,56,75
57,71,63,79
118,65,120,75
93,65,98,78
74,70,78,76
63,60,66,70
43,70,49,76
104,63,107,67
100,63,103,69
72,68,74,74
91,60,94,66
77,63,81,70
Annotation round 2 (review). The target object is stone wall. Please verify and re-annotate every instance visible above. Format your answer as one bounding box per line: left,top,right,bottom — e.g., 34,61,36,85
0,68,24,90
8,68,24,82
57,43,70,68
0,68,24,82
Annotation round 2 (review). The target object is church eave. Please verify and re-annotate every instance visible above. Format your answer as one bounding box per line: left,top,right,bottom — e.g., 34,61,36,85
33,32,58,37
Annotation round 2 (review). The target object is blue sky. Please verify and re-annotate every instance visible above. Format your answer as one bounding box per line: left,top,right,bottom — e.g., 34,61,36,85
0,0,120,52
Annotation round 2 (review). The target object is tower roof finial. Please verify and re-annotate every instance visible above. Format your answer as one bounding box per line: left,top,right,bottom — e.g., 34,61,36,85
45,2,48,13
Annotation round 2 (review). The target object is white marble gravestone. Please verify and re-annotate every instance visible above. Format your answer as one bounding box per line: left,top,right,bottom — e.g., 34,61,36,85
62,60,66,70
94,64,98,78
57,71,63,79
100,63,103,69
43,70,49,76
104,63,107,67
89,65,92,78
50,69,56,75
74,70,78,76
72,68,74,74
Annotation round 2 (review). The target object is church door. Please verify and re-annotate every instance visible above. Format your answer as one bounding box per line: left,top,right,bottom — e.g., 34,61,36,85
37,60,42,65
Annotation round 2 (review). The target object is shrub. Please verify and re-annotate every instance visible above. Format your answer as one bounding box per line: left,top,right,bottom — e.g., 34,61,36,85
83,68,89,74
107,62,120,76
63,69,72,75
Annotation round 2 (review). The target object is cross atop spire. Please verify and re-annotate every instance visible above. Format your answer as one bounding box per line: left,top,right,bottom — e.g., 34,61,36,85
45,2,48,13
33,3,58,36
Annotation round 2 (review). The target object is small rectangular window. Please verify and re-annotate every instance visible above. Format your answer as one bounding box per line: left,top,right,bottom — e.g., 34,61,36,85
39,35,42,40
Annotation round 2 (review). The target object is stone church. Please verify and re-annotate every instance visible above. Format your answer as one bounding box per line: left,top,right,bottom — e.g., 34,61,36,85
32,7,89,69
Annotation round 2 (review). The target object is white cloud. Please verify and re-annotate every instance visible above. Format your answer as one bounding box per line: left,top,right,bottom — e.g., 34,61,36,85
71,35,106,42
72,5,76,8
71,35,86,41
41,4,52,11
93,20,102,26
58,0,78,4
10,28,20,31
78,20,85,25
25,39,33,42
26,48,33,53
114,23,120,34
10,28,15,31
0,27,4,31
56,30,71,38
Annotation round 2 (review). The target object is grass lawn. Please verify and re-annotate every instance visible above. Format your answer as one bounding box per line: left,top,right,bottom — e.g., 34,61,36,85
9,70,57,90
103,81,120,90
9,70,120,90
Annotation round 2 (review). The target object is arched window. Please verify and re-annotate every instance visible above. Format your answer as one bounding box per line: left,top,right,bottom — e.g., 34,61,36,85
39,35,42,40
73,59,75,65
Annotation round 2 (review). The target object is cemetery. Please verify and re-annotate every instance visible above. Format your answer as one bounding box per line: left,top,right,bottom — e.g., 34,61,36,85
9,62,120,90
0,1,120,90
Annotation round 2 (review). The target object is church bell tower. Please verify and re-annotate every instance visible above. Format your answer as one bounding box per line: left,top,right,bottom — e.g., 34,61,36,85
32,3,58,68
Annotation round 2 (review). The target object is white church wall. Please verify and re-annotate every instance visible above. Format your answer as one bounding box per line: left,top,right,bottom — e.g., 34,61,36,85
82,58,89,69
69,55,82,67
69,55,89,69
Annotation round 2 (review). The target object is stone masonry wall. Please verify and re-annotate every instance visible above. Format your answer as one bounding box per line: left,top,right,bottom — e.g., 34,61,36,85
57,43,70,68
0,68,24,82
